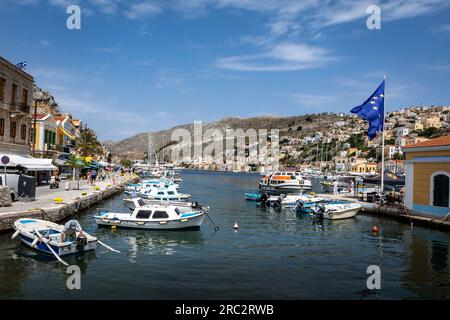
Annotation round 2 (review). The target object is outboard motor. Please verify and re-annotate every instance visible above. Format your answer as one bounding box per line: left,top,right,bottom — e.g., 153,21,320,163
191,201,199,209
257,193,268,206
76,234,88,250
314,203,326,219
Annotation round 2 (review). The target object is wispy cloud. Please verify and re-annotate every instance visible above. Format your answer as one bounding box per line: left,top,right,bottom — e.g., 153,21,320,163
124,1,161,20
435,23,450,33
291,93,336,107
423,61,450,72
214,42,337,71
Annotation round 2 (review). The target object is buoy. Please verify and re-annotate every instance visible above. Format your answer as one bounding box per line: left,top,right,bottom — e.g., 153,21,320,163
94,186,100,191
111,225,117,229
233,222,239,230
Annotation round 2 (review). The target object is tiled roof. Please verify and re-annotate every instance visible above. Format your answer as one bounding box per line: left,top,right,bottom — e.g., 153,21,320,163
403,135,450,149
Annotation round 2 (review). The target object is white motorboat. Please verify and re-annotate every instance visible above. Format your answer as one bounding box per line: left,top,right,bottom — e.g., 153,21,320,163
123,197,208,211
263,194,324,208
138,187,191,201
259,171,312,194
95,204,207,230
313,202,362,220
12,218,97,256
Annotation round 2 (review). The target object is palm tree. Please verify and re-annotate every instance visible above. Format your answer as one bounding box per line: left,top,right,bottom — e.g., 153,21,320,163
76,128,102,157
65,155,86,190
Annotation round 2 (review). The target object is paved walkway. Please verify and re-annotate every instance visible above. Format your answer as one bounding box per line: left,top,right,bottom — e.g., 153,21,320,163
0,174,133,215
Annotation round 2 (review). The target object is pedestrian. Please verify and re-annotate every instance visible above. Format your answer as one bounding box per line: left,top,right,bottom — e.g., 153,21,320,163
333,180,339,195
91,169,97,185
86,170,91,185
350,180,355,197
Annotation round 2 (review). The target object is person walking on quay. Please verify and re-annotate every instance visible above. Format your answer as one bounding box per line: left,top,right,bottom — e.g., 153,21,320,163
333,180,339,195
350,180,355,197
86,170,92,185
91,169,97,185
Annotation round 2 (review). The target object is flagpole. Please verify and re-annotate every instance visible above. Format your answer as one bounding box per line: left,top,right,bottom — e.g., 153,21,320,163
380,76,386,196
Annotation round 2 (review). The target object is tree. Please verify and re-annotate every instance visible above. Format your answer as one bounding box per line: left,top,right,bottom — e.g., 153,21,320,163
392,152,404,160
76,128,102,157
121,159,132,168
65,155,86,190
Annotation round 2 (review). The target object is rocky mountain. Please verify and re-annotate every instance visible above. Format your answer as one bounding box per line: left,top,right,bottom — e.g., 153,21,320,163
106,113,351,160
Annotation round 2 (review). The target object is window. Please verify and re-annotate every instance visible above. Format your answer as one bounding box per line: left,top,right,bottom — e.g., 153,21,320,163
157,191,165,195
21,88,28,107
0,118,4,136
136,210,152,219
433,174,449,207
168,191,175,195
10,122,16,138
152,211,169,219
21,124,26,140
0,78,5,102
11,83,17,109
137,199,146,207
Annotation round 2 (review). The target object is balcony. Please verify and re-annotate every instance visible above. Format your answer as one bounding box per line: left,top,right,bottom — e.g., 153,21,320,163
10,102,31,115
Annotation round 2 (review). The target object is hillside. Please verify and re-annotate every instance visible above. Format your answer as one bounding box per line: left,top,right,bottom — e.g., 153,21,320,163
106,113,351,160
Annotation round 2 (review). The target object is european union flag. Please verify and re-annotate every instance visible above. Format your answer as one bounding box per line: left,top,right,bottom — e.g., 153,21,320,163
350,80,385,140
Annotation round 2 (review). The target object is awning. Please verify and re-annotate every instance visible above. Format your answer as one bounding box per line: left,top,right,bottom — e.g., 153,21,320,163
3,154,57,171
58,127,76,140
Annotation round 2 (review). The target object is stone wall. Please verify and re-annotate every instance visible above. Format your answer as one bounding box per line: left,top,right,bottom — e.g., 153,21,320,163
0,186,11,207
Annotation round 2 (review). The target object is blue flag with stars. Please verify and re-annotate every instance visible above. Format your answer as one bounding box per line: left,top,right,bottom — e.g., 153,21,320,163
350,80,385,140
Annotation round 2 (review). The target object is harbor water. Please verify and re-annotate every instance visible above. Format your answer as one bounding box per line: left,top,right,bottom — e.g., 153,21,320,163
0,171,449,299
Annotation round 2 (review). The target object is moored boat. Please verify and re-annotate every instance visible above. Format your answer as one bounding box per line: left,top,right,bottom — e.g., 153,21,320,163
12,218,97,256
95,204,207,230
259,171,312,194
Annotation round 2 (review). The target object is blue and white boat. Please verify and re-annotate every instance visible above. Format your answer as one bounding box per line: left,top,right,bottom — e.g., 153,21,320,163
12,218,97,256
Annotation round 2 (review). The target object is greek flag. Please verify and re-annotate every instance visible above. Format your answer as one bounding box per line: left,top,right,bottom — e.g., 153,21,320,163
15,61,27,70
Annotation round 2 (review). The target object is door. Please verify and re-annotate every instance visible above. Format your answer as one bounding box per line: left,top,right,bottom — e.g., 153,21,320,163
433,174,449,207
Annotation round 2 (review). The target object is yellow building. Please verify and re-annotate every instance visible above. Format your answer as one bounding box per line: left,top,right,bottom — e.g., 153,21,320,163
404,135,450,217
413,122,424,131
422,115,441,129
351,160,377,174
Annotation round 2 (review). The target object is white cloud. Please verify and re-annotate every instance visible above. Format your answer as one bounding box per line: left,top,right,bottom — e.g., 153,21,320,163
124,1,161,20
291,94,336,107
214,42,337,71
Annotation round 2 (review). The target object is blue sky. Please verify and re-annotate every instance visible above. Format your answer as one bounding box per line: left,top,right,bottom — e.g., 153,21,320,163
1,0,450,141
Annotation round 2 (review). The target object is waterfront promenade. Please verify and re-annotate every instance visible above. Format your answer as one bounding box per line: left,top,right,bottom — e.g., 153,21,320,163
0,174,136,232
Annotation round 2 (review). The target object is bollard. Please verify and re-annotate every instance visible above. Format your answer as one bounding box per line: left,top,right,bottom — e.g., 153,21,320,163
53,197,63,204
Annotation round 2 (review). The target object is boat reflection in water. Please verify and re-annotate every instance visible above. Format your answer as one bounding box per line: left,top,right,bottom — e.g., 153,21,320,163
123,232,205,263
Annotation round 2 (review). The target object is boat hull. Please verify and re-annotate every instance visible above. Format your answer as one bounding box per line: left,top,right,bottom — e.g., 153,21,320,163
95,213,206,230
323,207,360,220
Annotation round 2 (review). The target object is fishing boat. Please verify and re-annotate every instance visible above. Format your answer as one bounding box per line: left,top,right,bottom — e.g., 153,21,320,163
12,218,97,256
95,204,207,230
259,171,312,194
